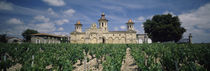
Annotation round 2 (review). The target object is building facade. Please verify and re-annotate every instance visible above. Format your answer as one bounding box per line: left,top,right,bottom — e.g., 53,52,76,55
7,37,23,44
70,13,150,44
31,33,70,44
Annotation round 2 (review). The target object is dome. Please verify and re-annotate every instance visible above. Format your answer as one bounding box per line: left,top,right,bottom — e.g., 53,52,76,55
126,19,134,24
128,19,133,23
102,12,105,16
76,20,81,24
99,12,108,21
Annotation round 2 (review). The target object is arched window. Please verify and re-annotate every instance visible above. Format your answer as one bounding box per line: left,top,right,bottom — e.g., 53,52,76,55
102,22,104,27
102,37,105,43
36,39,40,44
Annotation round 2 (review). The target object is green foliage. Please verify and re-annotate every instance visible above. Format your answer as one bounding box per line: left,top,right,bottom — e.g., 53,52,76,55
0,34,7,43
22,29,39,42
130,43,210,71
0,43,209,71
143,14,186,42
0,43,84,71
0,43,127,71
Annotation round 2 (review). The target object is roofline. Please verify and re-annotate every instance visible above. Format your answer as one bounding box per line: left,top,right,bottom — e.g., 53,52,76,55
31,33,65,37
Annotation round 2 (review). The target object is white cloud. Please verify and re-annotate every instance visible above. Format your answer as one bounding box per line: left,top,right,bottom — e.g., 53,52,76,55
0,1,13,10
55,19,69,25
48,8,58,17
163,11,176,16
34,15,50,22
108,15,128,24
57,27,64,31
0,1,47,16
42,0,65,6
146,15,153,20
30,23,56,33
102,0,144,9
179,3,210,43
64,9,76,16
4,22,56,36
53,32,69,36
6,18,24,24
0,25,25,36
27,16,56,33
114,27,119,31
99,5,124,12
120,25,126,30
141,24,144,27
137,16,145,22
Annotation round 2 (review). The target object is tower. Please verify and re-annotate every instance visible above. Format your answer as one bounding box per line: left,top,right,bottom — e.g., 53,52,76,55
126,19,135,31
189,33,192,44
98,13,108,31
75,21,82,32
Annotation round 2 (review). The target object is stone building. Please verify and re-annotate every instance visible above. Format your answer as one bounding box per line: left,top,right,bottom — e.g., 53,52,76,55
136,34,152,44
7,37,23,44
70,13,150,44
31,33,70,44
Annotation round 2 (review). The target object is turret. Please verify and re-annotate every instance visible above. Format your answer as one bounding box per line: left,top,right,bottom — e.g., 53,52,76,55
75,21,82,32
126,19,134,31
189,33,192,44
98,13,108,31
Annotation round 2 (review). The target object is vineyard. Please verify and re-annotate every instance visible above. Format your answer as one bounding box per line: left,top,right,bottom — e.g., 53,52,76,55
0,43,210,71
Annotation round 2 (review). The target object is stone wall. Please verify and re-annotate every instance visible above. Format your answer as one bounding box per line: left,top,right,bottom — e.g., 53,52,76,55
70,23,138,44
70,32,137,44
31,36,61,44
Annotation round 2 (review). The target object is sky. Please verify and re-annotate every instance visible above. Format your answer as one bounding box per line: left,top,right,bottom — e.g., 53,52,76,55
0,0,210,43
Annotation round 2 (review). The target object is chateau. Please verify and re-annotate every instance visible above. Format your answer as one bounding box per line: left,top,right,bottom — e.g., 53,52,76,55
70,13,151,44
31,33,70,44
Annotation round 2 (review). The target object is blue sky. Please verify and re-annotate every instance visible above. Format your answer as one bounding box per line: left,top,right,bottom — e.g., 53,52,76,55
0,0,210,43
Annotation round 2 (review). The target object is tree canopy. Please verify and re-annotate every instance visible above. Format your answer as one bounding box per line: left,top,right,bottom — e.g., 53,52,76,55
143,14,186,42
22,29,39,42
0,34,7,43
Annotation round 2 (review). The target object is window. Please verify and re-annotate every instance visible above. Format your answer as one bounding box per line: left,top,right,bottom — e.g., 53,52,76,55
36,39,40,44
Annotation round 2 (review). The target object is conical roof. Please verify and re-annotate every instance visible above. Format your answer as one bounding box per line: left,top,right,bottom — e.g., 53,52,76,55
127,19,134,24
76,20,81,24
99,12,108,21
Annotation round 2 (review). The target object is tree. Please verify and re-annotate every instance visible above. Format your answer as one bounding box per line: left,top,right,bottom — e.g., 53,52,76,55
143,14,186,42
22,29,38,42
0,34,7,43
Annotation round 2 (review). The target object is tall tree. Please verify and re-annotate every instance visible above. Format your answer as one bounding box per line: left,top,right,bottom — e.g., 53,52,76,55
143,14,186,42
22,29,38,42
0,34,7,43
